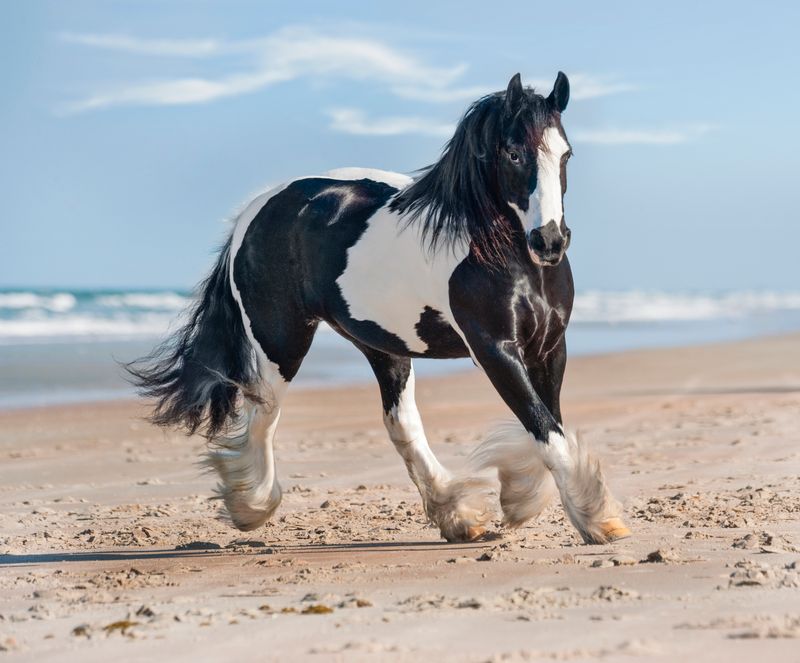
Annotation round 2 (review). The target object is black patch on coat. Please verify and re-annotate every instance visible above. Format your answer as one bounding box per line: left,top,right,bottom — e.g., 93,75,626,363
415,306,468,358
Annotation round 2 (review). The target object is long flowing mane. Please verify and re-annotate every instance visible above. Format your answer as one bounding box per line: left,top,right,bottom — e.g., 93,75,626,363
390,89,550,265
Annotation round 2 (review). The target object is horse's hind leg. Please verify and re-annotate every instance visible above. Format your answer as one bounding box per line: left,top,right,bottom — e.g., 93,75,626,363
204,360,288,531
206,315,317,532
358,346,491,542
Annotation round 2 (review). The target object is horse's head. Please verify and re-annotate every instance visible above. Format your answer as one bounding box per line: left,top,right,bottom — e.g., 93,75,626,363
497,72,572,267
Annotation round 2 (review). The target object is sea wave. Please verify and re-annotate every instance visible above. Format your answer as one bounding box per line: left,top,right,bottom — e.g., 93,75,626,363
0,312,183,342
0,288,798,344
0,292,77,312
572,290,800,324
94,292,190,310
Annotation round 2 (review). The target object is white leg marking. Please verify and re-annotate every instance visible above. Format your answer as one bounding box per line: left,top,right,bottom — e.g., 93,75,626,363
384,365,492,541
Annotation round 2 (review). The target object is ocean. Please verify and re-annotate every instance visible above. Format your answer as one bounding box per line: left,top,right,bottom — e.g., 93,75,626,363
1,288,799,409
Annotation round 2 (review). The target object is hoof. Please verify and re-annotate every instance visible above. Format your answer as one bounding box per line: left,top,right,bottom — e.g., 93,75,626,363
466,526,486,541
600,517,631,541
442,524,487,543
429,477,493,543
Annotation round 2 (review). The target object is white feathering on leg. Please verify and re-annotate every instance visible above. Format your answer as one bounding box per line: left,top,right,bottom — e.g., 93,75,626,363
467,421,623,542
467,421,555,528
203,399,283,531
539,429,622,544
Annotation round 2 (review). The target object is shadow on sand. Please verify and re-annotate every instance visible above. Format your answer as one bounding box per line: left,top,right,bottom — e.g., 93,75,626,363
0,537,491,567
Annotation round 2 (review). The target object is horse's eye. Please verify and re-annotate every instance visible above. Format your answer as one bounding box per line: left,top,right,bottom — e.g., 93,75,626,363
508,151,520,163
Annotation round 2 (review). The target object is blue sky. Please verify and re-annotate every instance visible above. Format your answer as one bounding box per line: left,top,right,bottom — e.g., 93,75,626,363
2,1,798,291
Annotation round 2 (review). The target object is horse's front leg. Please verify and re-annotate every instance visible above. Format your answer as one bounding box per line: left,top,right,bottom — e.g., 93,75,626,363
461,326,629,544
357,344,492,542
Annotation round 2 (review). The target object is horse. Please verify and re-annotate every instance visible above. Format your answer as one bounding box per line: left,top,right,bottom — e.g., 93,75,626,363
128,72,630,545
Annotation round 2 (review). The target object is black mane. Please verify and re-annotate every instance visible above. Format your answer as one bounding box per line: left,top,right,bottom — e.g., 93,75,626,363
390,88,552,265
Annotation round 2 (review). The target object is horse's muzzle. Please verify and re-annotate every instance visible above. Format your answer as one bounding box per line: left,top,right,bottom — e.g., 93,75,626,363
529,220,571,266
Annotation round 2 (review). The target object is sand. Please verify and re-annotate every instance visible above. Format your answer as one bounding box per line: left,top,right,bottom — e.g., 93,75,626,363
1,334,799,662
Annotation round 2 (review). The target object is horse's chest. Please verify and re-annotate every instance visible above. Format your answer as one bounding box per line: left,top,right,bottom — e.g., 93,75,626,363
524,293,568,359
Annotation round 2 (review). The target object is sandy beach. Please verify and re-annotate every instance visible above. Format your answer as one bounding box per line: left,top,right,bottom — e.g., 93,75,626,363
1,333,799,661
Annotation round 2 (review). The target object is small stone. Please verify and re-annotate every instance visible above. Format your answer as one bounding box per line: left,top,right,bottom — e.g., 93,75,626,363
71,624,91,638
591,559,615,568
642,548,680,564
135,605,156,618
610,555,637,566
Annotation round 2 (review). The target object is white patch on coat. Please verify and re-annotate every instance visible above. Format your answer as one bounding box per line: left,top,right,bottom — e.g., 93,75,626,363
324,167,412,190
509,126,570,234
336,194,469,355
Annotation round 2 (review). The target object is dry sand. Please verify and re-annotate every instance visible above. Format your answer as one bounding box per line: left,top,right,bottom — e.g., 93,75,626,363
1,334,799,662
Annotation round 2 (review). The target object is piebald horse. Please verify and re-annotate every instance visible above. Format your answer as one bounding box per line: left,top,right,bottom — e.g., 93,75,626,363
129,73,630,544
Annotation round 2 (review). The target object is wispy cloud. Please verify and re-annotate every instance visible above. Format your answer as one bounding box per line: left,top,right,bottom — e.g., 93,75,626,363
65,73,295,112
571,124,715,145
392,73,633,104
391,84,490,103
527,73,635,101
60,32,228,57
59,26,634,115
59,26,464,113
327,108,454,137
327,107,714,145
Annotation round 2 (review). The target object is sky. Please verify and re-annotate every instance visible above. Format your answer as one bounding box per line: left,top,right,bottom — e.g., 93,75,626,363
1,1,798,292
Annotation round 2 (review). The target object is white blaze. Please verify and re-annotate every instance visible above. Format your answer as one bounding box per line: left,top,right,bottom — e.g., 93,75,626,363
510,126,570,234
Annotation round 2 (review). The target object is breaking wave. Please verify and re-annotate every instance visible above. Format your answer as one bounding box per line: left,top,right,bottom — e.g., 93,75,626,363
1,288,800,344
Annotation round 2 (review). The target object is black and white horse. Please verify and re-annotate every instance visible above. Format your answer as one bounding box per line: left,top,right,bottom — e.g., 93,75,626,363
129,73,629,545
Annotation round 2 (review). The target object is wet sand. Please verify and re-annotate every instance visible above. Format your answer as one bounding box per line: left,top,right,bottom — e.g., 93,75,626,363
1,334,799,661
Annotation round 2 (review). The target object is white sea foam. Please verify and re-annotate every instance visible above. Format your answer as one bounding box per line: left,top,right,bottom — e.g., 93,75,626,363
0,289,798,344
0,312,181,343
0,292,77,312
94,292,189,310
572,290,800,324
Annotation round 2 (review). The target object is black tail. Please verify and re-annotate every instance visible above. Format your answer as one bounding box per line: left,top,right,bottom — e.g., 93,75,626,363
125,236,260,438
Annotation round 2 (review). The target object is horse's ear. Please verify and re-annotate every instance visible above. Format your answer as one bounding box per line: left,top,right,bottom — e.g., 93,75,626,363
505,73,524,114
547,71,570,112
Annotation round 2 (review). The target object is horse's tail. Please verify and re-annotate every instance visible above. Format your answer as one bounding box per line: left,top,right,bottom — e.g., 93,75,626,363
125,236,259,438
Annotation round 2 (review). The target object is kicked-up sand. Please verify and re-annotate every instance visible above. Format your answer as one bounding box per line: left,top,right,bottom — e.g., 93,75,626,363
1,334,799,661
